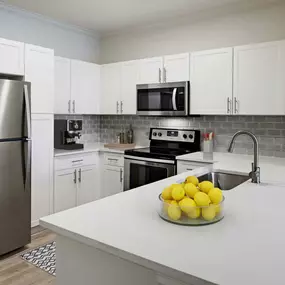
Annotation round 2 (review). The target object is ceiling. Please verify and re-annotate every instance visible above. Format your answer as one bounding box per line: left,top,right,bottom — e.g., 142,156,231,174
3,0,281,35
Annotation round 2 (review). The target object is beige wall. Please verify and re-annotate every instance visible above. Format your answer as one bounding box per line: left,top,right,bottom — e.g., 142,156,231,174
100,2,285,64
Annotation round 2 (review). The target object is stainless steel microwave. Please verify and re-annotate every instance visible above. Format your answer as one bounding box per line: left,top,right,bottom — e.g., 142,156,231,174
136,81,189,116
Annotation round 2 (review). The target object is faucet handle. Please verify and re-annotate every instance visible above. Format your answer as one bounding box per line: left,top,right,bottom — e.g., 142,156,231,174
249,163,261,184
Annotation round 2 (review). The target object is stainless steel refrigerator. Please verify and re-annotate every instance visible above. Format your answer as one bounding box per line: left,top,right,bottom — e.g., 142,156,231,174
0,79,32,256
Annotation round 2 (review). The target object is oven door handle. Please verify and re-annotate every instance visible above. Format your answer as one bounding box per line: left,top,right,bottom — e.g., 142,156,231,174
172,88,177,111
124,155,175,165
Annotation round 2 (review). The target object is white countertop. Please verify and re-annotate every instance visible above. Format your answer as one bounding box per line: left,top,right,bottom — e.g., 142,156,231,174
54,143,146,157
41,153,285,285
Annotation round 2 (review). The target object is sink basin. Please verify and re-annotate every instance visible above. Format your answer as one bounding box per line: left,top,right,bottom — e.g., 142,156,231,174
197,171,249,190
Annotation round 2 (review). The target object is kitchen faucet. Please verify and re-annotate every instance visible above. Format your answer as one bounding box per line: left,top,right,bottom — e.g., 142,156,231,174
228,131,260,184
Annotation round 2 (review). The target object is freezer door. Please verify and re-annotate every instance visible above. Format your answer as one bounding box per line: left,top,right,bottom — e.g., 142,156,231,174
0,80,31,139
0,140,31,255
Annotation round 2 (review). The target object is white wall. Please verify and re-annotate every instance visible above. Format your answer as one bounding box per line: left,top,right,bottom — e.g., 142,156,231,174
100,2,285,63
0,4,100,63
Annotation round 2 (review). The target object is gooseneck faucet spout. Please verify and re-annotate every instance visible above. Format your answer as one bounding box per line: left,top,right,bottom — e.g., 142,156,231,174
228,131,260,184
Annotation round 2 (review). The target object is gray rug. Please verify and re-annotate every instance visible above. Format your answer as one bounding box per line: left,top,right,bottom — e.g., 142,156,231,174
21,241,56,276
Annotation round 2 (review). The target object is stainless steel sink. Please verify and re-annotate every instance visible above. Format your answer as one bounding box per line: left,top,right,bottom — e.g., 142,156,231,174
197,171,249,191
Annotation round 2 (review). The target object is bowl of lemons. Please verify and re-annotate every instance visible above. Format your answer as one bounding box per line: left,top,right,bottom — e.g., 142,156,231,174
158,176,225,226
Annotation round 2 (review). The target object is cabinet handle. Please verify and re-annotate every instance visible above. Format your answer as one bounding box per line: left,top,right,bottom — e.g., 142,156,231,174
120,101,123,114
78,168,82,183
227,97,231,114
73,100,76,113
159,68,161,83
73,169,77,184
120,168,123,183
108,158,118,161
186,168,193,171
163,67,167,83
234,97,239,114
116,101,119,114
68,100,71,113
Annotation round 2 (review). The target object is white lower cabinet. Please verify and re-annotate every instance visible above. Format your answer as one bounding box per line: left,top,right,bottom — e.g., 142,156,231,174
54,153,100,213
102,166,124,198
31,114,54,227
177,160,213,174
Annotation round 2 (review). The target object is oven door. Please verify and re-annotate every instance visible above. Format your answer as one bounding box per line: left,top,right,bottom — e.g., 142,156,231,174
124,156,176,191
136,82,189,116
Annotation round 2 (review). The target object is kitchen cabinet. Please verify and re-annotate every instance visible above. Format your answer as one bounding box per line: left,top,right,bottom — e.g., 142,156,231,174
101,63,121,114
139,57,163,84
54,152,100,213
0,38,24,76
71,60,101,114
234,40,285,115
54,57,71,114
177,160,213,174
190,48,233,115
101,60,139,115
102,166,124,198
163,53,190,82
54,169,77,213
31,114,54,227
25,44,54,114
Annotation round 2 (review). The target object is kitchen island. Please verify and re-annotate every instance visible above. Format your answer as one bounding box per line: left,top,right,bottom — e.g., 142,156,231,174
40,153,285,285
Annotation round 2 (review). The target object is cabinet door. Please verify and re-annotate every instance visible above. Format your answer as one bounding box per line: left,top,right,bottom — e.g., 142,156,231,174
163,53,190,83
54,57,71,114
54,169,77,213
102,166,123,198
31,114,53,227
234,41,285,115
139,57,163,84
77,166,99,206
71,60,101,114
121,60,139,115
25,44,54,114
190,48,233,115
101,63,121,114
0,38,24,75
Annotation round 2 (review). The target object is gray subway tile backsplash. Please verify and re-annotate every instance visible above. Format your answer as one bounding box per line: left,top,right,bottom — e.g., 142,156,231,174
54,114,285,158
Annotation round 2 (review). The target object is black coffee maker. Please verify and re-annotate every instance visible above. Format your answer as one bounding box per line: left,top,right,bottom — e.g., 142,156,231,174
54,119,84,150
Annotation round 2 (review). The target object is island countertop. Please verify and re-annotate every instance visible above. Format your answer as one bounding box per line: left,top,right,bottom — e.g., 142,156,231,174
40,154,285,285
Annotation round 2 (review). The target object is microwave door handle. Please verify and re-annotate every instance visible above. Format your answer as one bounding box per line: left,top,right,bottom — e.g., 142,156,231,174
172,88,177,111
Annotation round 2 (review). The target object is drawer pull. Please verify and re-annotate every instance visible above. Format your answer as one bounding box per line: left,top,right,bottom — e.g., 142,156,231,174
186,168,193,171
72,159,83,163
107,158,119,161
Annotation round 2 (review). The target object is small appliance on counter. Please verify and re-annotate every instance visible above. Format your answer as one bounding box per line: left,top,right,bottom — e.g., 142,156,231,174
54,119,84,150
124,128,201,191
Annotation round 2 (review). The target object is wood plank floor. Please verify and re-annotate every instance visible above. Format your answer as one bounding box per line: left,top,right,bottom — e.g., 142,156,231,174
0,227,56,285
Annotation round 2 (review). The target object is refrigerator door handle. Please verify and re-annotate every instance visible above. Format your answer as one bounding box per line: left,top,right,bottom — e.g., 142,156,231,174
24,84,31,139
22,138,32,191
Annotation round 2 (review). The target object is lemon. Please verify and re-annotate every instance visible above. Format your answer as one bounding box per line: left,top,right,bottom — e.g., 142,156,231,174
185,176,199,186
178,197,196,214
199,181,214,194
170,183,181,189
163,200,172,214
167,204,181,221
208,188,223,204
215,204,222,214
171,185,185,201
202,205,216,221
194,192,210,206
188,208,201,219
184,183,199,198
170,200,178,205
161,186,172,200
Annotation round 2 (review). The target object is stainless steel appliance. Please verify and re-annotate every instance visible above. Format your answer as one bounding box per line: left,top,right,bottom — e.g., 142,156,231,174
124,128,201,191
0,79,31,256
136,81,189,116
54,119,84,150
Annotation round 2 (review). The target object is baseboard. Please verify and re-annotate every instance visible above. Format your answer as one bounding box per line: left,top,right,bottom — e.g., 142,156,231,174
31,220,39,228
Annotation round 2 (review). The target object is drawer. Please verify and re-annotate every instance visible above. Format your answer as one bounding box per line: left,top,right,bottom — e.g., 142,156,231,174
55,152,99,171
104,153,124,167
177,161,212,174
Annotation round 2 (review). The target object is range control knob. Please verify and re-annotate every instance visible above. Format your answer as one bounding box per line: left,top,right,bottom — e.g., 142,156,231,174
158,133,162,137
153,132,157,136
189,134,194,139
183,134,187,139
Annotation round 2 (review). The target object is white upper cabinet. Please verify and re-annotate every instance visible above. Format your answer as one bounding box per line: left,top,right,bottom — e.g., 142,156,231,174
101,63,121,114
163,53,190,82
71,60,101,114
25,44,54,114
121,60,139,114
190,48,233,115
0,38,24,76
139,57,163,84
54,57,71,114
234,41,285,115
